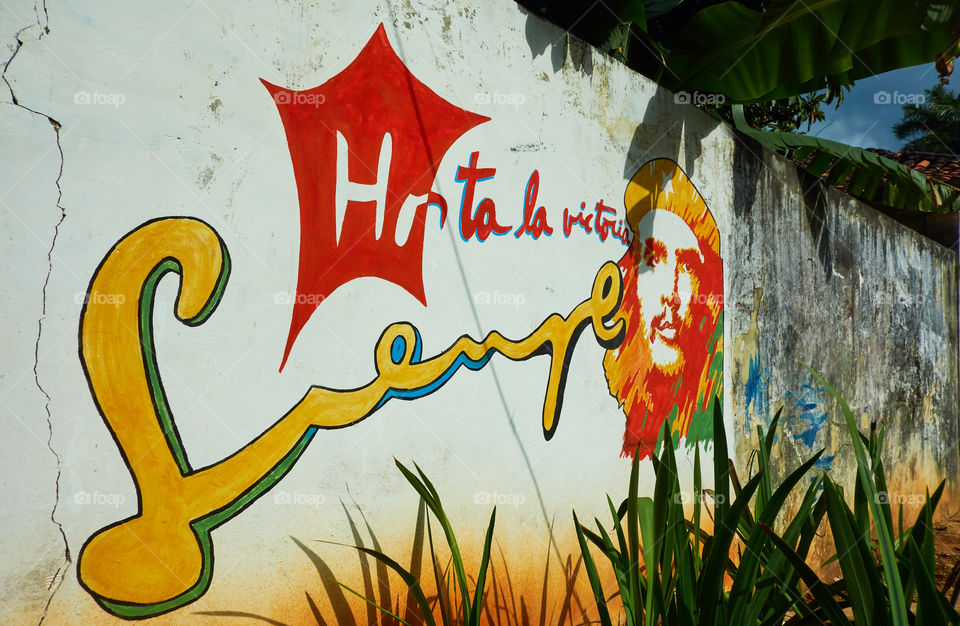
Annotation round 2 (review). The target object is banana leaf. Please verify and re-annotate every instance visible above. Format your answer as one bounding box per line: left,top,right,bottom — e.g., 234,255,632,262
665,0,960,104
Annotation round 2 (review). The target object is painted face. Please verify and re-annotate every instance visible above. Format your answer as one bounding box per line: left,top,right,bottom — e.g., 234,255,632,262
635,209,703,370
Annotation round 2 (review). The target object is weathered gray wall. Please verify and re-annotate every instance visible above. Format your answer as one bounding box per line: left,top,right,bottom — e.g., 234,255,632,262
727,143,959,531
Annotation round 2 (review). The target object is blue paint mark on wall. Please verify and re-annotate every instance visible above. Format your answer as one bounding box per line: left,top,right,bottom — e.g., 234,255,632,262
783,384,829,449
813,454,835,472
744,353,769,430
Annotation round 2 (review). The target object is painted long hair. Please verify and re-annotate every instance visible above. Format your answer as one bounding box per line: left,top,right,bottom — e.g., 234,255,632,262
603,159,723,459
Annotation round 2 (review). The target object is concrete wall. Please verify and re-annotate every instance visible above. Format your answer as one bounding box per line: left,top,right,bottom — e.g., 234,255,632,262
726,147,959,560
1,0,956,623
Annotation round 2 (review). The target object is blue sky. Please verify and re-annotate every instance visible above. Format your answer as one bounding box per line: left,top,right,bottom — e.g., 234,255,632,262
807,64,952,151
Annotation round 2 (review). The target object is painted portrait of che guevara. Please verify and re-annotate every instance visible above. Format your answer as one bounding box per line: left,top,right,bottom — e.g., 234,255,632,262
603,159,723,459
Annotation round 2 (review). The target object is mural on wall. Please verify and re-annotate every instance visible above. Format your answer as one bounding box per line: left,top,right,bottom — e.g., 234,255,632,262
260,25,491,371
76,218,624,618
604,161,724,458
73,24,724,619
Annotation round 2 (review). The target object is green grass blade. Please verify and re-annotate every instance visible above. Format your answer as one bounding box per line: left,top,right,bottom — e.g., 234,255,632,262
754,477,825,625
394,460,438,508
607,495,630,563
874,456,895,542
728,450,823,625
762,526,852,626
712,396,730,533
397,460,471,614
637,497,657,626
693,441,703,570
652,421,681,618
853,464,870,537
574,512,614,626
627,447,643,625
803,364,909,626
906,481,945,549
821,478,878,626
591,519,631,597
581,522,612,554
469,508,497,625
426,507,451,625
413,462,444,505
755,408,782,513
605,497,635,622
698,471,763,623
907,536,952,626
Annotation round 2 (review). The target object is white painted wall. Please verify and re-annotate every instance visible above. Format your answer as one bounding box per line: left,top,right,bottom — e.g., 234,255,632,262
2,0,955,623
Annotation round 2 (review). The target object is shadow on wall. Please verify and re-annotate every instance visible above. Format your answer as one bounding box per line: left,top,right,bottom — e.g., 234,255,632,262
732,135,763,221
518,3,594,75
798,169,834,282
622,84,723,182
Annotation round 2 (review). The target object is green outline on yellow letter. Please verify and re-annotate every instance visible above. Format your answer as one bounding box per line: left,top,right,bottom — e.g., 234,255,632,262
77,217,624,619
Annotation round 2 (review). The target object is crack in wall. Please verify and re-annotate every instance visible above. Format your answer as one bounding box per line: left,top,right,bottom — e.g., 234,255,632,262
3,28,30,105
35,121,69,626
3,2,72,624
